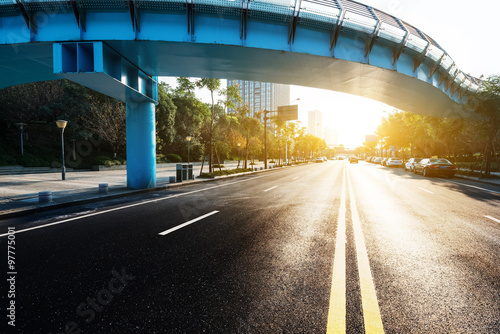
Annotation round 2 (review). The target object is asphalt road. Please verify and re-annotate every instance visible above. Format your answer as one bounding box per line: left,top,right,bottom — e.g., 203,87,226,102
1,161,499,333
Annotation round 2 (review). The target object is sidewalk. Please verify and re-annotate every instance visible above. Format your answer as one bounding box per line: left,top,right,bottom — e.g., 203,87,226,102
0,161,270,219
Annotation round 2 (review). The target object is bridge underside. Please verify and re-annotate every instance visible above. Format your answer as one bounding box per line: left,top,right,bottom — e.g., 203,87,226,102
0,1,480,188
0,40,471,118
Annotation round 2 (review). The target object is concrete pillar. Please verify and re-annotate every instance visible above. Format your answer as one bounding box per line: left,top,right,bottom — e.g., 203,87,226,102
126,101,156,189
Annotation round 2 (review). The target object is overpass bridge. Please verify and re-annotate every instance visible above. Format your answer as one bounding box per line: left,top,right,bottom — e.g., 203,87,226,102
0,0,481,188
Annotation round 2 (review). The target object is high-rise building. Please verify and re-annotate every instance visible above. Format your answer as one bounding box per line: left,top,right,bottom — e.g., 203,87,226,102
227,80,290,121
308,110,323,138
324,127,338,147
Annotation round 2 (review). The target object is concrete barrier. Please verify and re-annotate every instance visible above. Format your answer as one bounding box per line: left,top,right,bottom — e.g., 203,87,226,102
39,191,52,204
98,183,109,194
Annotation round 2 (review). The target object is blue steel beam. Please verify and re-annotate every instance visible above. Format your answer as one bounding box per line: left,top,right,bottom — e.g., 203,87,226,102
0,0,481,117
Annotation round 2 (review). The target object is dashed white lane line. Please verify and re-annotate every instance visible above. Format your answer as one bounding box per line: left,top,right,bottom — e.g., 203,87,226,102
438,179,500,195
159,211,219,236
418,187,434,194
264,186,278,192
293,176,300,180
484,215,500,224
0,173,271,238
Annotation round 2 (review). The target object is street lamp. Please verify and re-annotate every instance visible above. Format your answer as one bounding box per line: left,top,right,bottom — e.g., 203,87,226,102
186,136,192,164
55,120,67,180
14,123,27,156
285,97,300,166
262,97,300,169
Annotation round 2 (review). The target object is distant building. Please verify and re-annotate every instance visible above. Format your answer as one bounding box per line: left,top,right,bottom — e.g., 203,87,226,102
324,127,338,147
365,134,377,143
227,80,290,122
308,110,323,138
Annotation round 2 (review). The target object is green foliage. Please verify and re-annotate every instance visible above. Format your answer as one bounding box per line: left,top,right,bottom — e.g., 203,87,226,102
166,153,182,163
17,153,51,167
199,168,252,178
0,155,16,166
156,83,177,152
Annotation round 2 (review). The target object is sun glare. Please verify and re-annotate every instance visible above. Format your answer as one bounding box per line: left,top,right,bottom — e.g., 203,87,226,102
292,85,391,148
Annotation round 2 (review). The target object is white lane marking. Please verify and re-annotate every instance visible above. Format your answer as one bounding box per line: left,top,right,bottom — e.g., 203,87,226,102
0,173,272,238
326,165,346,333
484,215,500,224
438,178,500,195
264,186,278,192
159,211,219,236
418,187,434,194
292,176,299,180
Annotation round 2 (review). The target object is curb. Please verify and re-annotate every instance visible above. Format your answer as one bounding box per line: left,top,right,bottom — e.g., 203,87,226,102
0,165,297,220
454,174,500,187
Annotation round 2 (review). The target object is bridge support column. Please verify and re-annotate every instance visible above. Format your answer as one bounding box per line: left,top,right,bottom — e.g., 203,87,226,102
126,101,156,189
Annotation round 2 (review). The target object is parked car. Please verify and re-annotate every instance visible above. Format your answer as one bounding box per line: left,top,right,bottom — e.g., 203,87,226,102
314,157,324,163
349,157,358,163
386,158,403,167
414,158,456,177
404,158,422,172
373,157,383,164
381,158,389,166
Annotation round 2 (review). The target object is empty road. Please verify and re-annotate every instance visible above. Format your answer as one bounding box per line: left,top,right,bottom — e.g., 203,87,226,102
1,161,499,333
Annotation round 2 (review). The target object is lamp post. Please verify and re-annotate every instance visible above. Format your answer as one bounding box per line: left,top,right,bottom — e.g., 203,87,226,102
237,142,241,168
186,136,192,164
55,120,67,180
284,98,300,166
14,123,27,156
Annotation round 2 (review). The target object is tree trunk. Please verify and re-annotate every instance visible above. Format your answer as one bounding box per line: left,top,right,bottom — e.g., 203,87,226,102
216,148,222,173
209,91,215,174
244,133,249,169
199,157,205,176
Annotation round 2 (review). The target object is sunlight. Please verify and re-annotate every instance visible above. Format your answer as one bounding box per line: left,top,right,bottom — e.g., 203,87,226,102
291,85,392,148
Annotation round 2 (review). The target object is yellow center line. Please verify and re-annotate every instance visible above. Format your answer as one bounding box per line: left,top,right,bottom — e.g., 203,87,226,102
326,165,346,334
347,168,385,334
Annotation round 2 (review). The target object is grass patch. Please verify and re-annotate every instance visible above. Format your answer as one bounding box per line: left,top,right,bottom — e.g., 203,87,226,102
199,168,253,178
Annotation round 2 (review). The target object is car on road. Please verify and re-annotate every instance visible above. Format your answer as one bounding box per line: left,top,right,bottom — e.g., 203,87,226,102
414,158,457,177
386,158,403,167
349,157,358,163
373,157,383,164
404,158,422,172
381,158,389,166
314,157,324,163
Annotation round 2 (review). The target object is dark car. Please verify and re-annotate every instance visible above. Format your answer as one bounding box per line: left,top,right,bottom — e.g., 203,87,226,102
414,158,456,177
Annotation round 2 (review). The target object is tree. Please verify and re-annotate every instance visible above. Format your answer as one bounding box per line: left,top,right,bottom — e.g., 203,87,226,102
87,93,126,158
469,75,500,176
156,83,177,154
196,78,221,173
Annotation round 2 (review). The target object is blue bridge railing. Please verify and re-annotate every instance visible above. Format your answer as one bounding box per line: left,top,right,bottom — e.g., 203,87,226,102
0,0,481,97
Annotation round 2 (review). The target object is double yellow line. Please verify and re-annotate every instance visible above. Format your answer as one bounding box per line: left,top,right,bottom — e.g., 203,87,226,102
326,166,385,334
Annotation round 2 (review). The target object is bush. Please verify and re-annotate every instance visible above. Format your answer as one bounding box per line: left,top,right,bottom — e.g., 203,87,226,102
17,153,50,167
166,153,182,163
0,155,16,166
198,168,253,178
213,164,225,168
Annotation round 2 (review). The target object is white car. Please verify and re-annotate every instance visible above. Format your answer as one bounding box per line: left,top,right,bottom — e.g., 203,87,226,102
386,158,403,167
404,158,422,172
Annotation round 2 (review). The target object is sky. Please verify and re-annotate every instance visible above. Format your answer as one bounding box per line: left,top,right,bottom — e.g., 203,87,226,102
161,0,499,148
